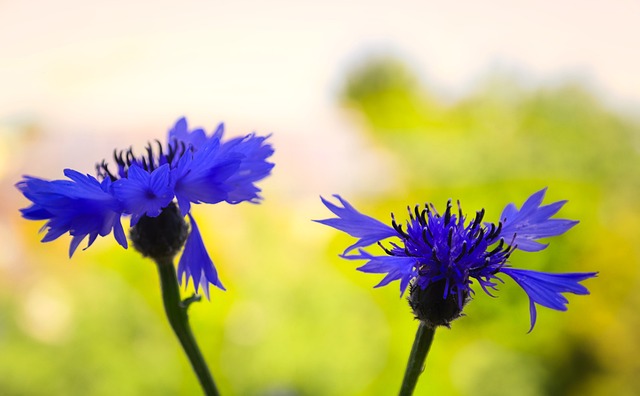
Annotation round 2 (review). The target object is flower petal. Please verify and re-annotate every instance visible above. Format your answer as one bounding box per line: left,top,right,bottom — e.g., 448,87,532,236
501,267,597,331
168,120,274,211
219,133,275,204
347,250,417,295
499,188,579,252
172,143,241,210
16,170,126,256
177,214,225,298
112,164,174,226
315,195,397,254
168,117,208,149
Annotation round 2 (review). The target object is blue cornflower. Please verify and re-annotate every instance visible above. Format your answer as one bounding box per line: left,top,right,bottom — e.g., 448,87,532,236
317,189,596,330
17,117,274,298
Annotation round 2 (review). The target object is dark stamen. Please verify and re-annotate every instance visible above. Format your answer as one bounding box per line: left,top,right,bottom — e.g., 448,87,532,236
421,228,433,249
166,139,186,164
487,223,496,239
126,148,135,166
414,205,422,223
95,160,117,181
377,241,394,256
114,149,125,168
145,143,155,171
391,213,410,239
431,249,439,261
487,239,505,256
444,199,453,225
471,208,485,231
488,221,503,240
419,207,428,226
407,206,414,220
470,228,485,253
155,140,164,162
454,241,468,263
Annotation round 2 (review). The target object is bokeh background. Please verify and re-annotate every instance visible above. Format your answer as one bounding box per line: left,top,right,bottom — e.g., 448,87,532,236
1,1,639,395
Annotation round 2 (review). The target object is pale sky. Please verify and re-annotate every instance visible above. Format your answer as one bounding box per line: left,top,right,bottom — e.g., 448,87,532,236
1,0,638,128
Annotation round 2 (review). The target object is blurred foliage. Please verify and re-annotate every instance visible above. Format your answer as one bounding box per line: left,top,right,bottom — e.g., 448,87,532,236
1,55,639,395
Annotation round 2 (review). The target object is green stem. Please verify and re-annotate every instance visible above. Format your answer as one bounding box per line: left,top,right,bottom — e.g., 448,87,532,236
398,321,436,396
155,257,220,396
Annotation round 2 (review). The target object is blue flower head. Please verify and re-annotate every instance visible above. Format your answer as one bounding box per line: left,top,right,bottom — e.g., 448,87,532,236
17,117,274,297
316,189,597,331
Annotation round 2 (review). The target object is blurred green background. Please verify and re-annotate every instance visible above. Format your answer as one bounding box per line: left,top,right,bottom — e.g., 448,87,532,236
1,1,640,395
3,56,639,395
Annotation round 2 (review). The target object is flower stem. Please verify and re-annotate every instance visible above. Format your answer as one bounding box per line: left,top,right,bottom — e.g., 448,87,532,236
155,257,220,396
398,321,436,396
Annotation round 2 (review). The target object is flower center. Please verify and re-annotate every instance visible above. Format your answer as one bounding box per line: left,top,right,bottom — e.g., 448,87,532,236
145,188,158,200
379,199,517,327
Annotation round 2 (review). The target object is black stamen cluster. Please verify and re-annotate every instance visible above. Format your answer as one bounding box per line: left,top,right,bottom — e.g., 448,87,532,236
96,139,186,181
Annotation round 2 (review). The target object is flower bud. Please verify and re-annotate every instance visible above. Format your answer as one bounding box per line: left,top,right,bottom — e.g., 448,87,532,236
130,203,188,261
408,279,469,328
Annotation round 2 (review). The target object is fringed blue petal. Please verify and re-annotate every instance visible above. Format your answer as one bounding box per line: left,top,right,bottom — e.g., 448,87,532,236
501,267,597,332
16,170,126,257
348,249,418,295
112,164,174,226
177,214,225,299
499,188,579,252
220,133,275,204
315,195,397,254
